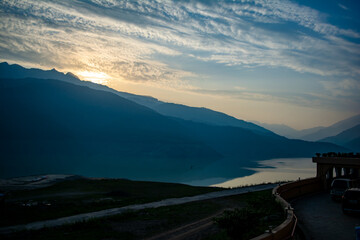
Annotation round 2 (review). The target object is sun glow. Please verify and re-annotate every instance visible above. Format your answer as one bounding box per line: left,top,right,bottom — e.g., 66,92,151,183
77,71,110,85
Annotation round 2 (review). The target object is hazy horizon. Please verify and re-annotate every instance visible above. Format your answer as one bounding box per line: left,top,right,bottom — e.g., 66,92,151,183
1,0,360,129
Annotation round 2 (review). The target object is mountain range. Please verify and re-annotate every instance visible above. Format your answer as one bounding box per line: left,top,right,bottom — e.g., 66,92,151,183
0,62,347,182
0,62,272,136
320,124,360,151
303,114,360,142
256,114,360,147
253,122,323,139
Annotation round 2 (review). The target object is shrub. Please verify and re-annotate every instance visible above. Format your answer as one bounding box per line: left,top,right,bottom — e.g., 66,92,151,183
214,191,284,240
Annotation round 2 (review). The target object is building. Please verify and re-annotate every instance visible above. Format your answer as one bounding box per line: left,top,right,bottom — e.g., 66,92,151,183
313,153,360,189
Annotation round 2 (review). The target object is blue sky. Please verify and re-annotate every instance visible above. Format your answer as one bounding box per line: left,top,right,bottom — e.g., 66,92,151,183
1,0,359,129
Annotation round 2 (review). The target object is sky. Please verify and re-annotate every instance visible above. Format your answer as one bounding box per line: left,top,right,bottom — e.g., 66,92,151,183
1,0,359,129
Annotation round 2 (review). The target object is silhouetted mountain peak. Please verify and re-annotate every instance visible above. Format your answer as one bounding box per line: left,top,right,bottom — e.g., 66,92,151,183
0,62,80,83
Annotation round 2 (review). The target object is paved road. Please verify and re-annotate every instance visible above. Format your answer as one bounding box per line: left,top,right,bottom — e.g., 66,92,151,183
292,191,360,240
0,184,276,234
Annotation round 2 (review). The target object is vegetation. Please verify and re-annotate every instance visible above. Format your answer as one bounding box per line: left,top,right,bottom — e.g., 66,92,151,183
1,189,284,240
0,178,220,226
2,197,224,240
214,190,284,240
315,152,360,158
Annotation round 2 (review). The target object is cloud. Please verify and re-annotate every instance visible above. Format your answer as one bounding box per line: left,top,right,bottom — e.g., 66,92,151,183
190,87,313,106
190,84,360,113
338,4,349,11
0,0,192,86
2,0,359,71
0,0,359,113
321,79,360,97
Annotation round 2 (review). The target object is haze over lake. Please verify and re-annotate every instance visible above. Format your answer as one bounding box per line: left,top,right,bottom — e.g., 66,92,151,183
215,158,316,188
183,158,316,187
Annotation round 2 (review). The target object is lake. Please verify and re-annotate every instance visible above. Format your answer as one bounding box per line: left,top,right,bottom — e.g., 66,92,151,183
213,158,316,188
182,157,316,187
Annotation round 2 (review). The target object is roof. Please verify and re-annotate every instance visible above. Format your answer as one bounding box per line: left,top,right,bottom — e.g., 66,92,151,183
313,157,360,166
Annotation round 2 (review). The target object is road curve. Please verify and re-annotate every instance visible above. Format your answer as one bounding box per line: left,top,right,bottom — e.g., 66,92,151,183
0,183,276,234
292,191,360,240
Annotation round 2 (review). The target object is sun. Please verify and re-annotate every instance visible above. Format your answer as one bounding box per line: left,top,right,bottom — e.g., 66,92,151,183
77,71,110,85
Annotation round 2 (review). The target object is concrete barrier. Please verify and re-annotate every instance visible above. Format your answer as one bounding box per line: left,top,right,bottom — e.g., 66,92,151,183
276,178,322,200
250,177,322,240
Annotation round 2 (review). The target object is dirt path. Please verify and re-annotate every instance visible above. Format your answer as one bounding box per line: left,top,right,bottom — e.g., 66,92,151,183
0,184,276,234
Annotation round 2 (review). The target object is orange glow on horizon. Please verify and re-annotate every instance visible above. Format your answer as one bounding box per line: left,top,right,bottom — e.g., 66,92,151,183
77,71,110,85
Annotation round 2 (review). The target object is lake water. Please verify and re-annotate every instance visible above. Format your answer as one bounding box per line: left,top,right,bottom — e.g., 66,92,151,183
212,158,316,188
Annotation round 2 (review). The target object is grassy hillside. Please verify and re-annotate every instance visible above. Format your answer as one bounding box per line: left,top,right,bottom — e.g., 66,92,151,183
0,177,220,227
1,189,281,240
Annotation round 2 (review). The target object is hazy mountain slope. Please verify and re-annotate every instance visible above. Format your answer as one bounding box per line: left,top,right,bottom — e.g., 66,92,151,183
253,122,300,138
148,103,273,136
298,126,327,138
174,119,346,161
320,124,360,150
0,78,221,180
0,62,273,136
347,137,360,152
254,121,325,139
301,114,360,141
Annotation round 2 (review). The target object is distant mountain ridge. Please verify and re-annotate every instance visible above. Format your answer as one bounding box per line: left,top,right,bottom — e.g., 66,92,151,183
143,102,273,136
253,121,325,139
320,124,360,151
302,114,360,141
0,62,273,136
0,62,81,83
256,114,360,142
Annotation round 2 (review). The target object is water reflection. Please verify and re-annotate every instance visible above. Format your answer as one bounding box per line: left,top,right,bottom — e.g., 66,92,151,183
213,158,316,188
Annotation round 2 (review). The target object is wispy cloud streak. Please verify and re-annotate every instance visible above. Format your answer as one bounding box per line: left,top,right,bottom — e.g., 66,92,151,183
0,0,359,112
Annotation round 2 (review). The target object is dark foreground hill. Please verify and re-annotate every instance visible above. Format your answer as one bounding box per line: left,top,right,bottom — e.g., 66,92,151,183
0,78,220,180
0,76,346,182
